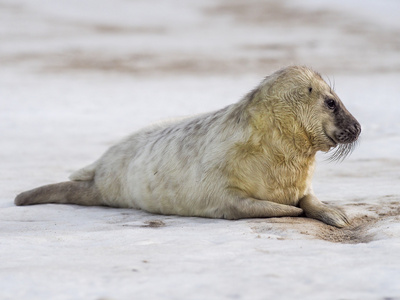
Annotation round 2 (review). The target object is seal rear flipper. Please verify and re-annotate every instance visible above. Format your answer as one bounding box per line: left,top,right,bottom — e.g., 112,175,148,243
69,163,96,181
14,181,102,207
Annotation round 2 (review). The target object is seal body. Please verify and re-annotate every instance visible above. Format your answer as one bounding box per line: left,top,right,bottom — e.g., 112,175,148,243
15,66,361,227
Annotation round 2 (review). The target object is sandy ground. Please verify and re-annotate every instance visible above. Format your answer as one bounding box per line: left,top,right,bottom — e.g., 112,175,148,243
1,0,400,299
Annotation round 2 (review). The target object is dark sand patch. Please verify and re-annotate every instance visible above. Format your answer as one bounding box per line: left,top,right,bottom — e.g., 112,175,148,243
249,197,400,244
141,220,166,228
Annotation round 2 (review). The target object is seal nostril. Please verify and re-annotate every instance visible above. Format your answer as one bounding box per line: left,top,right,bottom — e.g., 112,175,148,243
349,122,361,136
354,122,361,135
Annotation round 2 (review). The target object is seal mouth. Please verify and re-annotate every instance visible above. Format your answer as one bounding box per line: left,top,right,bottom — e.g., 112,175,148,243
323,130,338,148
323,129,359,162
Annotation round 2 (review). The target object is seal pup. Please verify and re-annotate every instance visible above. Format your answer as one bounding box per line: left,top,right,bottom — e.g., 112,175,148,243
15,66,361,227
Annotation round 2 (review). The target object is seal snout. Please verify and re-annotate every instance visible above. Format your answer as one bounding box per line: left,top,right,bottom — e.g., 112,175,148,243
335,121,361,144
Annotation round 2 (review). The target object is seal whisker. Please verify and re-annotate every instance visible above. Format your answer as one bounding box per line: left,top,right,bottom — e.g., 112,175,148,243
332,76,336,91
327,141,357,163
325,75,334,92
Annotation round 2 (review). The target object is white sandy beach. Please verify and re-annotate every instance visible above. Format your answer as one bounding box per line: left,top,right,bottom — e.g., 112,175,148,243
1,0,400,299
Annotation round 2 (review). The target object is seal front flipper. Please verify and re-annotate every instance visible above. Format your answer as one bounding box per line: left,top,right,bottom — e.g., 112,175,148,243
219,197,303,220
299,194,350,228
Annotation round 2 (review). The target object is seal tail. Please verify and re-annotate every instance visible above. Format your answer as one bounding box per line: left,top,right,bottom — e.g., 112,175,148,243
69,163,96,181
14,181,102,207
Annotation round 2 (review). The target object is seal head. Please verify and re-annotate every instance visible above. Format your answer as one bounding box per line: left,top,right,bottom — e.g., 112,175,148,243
265,66,361,160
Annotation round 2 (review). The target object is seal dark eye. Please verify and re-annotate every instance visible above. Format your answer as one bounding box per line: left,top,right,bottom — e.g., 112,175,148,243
325,98,336,110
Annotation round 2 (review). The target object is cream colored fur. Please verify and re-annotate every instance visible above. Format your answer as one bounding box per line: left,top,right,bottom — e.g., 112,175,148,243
15,66,360,227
